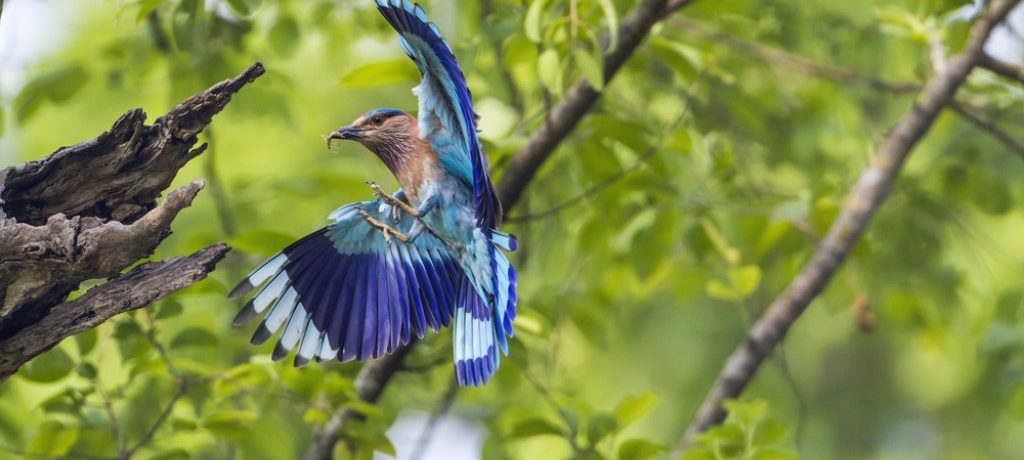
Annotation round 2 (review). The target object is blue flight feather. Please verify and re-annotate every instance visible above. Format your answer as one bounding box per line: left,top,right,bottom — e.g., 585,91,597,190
375,0,502,228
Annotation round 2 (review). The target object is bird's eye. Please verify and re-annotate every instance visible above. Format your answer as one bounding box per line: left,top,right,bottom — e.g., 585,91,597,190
372,115,385,125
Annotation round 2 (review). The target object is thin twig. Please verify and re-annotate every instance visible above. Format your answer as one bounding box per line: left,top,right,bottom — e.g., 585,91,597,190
142,310,179,377
950,101,1024,162
96,387,126,460
302,346,413,460
506,75,704,223
202,129,238,238
978,53,1024,85
660,0,696,19
123,378,188,459
521,367,581,453
671,16,921,94
147,11,170,54
480,0,523,111
497,0,702,211
677,0,1021,451
408,379,460,460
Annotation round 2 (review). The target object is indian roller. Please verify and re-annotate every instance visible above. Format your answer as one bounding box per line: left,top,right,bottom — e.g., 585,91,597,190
229,0,517,387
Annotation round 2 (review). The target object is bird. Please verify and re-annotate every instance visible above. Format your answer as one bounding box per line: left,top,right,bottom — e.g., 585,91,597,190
228,0,517,387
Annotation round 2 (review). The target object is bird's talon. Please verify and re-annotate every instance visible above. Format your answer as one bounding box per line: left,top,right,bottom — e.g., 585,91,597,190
358,209,410,244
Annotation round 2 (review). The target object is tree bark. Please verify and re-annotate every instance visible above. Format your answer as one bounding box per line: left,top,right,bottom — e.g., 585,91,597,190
0,62,265,380
677,0,1021,448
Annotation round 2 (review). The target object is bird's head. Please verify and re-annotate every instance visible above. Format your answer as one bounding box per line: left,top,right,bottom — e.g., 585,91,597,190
326,108,416,154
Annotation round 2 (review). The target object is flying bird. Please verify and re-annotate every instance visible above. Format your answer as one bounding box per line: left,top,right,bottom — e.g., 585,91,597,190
229,0,517,386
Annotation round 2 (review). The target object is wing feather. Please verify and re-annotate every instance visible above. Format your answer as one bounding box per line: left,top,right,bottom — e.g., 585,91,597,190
375,0,502,228
231,200,463,364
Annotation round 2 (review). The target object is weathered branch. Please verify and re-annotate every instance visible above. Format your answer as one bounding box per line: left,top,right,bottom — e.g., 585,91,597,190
678,0,1020,447
302,1,701,456
0,62,264,380
0,62,265,226
0,243,228,380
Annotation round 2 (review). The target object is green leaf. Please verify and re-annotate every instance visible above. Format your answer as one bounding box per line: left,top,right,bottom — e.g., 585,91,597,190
20,347,75,383
75,328,98,355
225,0,251,15
574,48,604,90
503,34,538,68
508,417,566,439
617,439,666,460
170,327,219,349
339,60,419,88
700,218,741,265
728,265,762,298
706,279,740,301
303,407,330,424
614,391,659,427
149,449,191,460
269,14,300,56
751,448,799,460
76,363,98,379
155,298,184,320
27,421,78,456
136,0,164,21
202,411,256,440
538,48,562,95
344,399,387,419
596,0,618,51
373,433,397,456
113,318,143,339
752,419,789,446
15,63,89,123
1009,384,1024,421
524,0,546,43
586,413,618,445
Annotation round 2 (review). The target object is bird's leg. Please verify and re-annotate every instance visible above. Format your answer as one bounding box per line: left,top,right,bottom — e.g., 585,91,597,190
367,181,421,218
358,209,410,244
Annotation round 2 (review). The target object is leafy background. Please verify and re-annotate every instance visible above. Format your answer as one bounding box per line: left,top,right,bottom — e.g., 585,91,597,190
2,0,1024,459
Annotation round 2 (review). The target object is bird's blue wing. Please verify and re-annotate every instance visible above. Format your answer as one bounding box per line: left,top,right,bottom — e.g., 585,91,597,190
230,200,466,365
375,0,502,229
231,200,512,384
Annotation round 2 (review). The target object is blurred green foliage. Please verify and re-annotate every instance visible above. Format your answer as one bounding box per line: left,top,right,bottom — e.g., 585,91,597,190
2,0,1024,459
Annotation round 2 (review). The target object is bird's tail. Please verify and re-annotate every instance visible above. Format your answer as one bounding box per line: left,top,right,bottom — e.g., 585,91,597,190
452,229,517,386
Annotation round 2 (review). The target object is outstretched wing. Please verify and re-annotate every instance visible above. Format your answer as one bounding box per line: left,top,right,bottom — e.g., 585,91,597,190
230,200,466,365
375,0,502,229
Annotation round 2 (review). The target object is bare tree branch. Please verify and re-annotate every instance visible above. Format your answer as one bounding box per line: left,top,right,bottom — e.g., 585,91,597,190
950,100,1024,161
978,53,1024,85
0,243,228,380
678,0,1021,449
409,379,459,460
0,62,264,380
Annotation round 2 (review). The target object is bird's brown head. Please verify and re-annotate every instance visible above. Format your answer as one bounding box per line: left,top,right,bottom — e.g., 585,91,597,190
326,108,426,190
326,108,417,155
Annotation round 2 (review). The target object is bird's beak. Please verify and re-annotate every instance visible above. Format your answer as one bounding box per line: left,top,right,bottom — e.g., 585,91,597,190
325,126,363,148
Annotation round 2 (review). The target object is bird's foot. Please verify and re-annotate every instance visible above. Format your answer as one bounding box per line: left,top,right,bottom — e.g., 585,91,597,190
358,209,409,244
367,181,421,218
